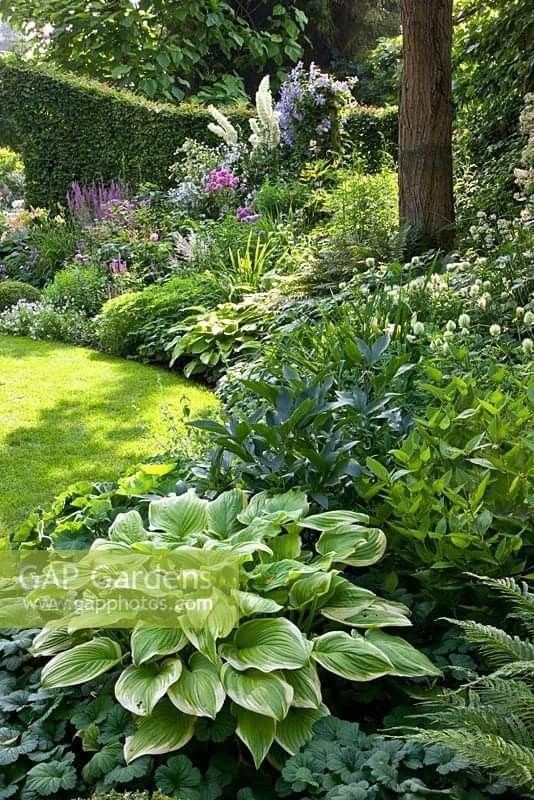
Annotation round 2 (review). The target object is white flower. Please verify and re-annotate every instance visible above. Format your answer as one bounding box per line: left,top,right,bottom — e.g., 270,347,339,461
249,76,280,151
458,314,470,329
524,310,534,326
446,320,457,332
489,324,501,337
522,338,533,354
412,321,425,336
365,258,376,268
207,106,239,146
516,306,525,318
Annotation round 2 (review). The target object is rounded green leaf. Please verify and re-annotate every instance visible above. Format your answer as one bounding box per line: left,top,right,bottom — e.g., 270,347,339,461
41,638,122,688
312,631,392,681
115,658,183,716
235,707,275,768
131,627,188,666
207,489,247,537
222,664,293,720
149,491,208,541
275,705,329,755
220,618,312,672
109,510,147,544
168,654,225,719
124,699,195,763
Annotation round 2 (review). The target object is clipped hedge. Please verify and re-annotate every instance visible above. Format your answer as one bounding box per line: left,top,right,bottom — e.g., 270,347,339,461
0,279,41,311
0,57,398,208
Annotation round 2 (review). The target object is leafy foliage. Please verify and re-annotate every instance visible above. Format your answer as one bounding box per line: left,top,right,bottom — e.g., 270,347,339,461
0,279,40,311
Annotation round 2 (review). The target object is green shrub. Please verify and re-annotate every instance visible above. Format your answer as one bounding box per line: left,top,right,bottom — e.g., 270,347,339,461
27,219,80,285
97,274,226,360
342,105,398,172
43,264,109,316
0,279,40,310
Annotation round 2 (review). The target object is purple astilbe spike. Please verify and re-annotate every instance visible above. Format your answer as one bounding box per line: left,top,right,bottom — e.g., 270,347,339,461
67,179,130,224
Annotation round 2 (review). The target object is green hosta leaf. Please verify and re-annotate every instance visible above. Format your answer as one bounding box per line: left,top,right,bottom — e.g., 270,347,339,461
109,510,147,543
269,530,302,561
283,661,322,709
235,707,275,768
316,526,387,566
235,591,283,617
301,511,370,530
82,742,121,783
320,577,376,620
207,490,247,537
124,699,195,763
155,754,201,800
31,627,82,656
250,557,332,592
168,654,225,719
238,491,309,525
131,627,188,666
221,665,293,720
275,705,329,754
312,631,392,681
25,760,77,796
182,590,239,662
340,598,412,628
41,638,122,688
220,618,312,672
289,572,334,609
115,658,183,716
365,630,441,677
149,491,208,541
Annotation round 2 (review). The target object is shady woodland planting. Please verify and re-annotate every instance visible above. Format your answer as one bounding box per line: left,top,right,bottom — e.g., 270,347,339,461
0,1,533,799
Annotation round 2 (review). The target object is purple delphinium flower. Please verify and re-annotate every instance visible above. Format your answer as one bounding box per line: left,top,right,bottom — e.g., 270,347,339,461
205,168,241,194
236,206,260,223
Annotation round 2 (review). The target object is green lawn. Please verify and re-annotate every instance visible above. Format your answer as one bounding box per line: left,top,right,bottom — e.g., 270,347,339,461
0,335,217,535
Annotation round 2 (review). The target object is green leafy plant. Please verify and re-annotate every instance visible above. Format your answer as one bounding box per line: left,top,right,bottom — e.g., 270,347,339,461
33,489,439,769
0,279,40,310
43,264,109,317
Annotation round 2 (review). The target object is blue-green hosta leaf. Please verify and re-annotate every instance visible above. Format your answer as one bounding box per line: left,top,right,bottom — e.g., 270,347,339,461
220,618,312,672
207,490,247,538
312,631,392,681
31,628,83,657
109,510,147,544
168,654,225,719
115,658,183,716
41,638,122,688
238,491,309,526
316,526,387,567
131,627,188,666
234,591,283,617
300,511,370,530
365,630,441,677
275,705,329,755
282,661,322,709
289,572,334,610
221,665,293,721
235,707,275,768
124,699,195,763
25,760,77,796
155,754,201,800
149,491,208,542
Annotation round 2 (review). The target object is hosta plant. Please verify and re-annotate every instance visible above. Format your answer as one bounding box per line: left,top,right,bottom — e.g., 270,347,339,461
32,489,440,769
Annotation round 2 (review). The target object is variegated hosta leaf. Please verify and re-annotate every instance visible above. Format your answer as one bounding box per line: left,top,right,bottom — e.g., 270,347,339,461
181,589,239,663
115,658,183,716
235,707,275,768
220,618,312,672
269,530,302,561
207,489,247,538
300,511,370,530
168,653,225,719
124,699,195,762
148,491,208,542
365,630,442,677
320,576,376,620
250,557,333,593
275,705,329,755
109,510,147,544
237,490,309,526
289,572,334,610
338,598,412,628
41,637,122,688
283,661,322,709
131,627,188,666
311,631,392,681
235,591,283,617
31,627,83,657
316,526,387,567
221,664,293,720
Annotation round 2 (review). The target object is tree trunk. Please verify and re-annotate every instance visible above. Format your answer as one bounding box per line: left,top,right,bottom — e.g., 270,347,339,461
399,0,455,249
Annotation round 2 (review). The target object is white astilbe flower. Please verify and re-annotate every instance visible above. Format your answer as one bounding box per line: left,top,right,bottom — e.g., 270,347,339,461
249,76,281,151
207,105,239,146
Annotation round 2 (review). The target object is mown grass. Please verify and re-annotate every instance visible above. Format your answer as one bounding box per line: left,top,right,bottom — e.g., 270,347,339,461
0,335,217,534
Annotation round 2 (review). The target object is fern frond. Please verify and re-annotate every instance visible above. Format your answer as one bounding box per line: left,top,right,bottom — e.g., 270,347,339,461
409,729,534,793
467,573,534,636
449,619,534,667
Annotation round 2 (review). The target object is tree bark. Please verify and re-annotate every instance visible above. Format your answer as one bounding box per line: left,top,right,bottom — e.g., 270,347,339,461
399,0,455,249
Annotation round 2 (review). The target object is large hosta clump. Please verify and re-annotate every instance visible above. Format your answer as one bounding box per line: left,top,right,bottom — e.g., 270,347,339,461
33,489,439,767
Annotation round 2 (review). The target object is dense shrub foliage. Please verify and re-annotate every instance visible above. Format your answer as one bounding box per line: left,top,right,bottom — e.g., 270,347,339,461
0,278,40,310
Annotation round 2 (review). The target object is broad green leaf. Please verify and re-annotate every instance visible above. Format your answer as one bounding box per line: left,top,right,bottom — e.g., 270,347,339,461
220,618,312,672
207,490,247,537
31,627,82,656
115,658,183,716
109,510,147,543
289,572,333,609
131,627,188,666
238,490,309,525
124,699,195,762
235,591,283,616
275,705,329,754
41,638,122,688
149,491,208,541
250,557,332,592
269,530,302,561
316,526,387,566
312,631,392,681
221,664,293,720
155,754,201,800
182,589,239,662
283,661,322,709
339,598,412,628
235,707,275,768
168,654,225,719
320,577,376,620
365,630,441,677
300,510,370,530
82,742,121,783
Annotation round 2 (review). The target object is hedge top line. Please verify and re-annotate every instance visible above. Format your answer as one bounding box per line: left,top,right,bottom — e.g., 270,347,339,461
0,56,397,207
